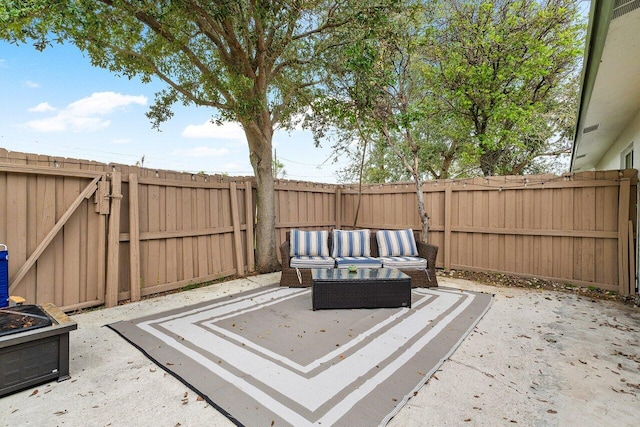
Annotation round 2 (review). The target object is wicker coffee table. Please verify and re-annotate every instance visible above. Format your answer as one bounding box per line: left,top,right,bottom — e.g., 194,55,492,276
311,268,411,310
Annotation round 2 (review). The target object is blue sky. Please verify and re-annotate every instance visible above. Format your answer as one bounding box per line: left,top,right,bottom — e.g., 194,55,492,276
0,41,345,183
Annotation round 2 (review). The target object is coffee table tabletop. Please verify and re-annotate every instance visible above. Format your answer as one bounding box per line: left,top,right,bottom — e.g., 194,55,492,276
311,267,409,281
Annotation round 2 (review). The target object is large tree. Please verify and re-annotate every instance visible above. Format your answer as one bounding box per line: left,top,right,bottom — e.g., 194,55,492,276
324,0,582,186
0,1,392,272
432,0,583,176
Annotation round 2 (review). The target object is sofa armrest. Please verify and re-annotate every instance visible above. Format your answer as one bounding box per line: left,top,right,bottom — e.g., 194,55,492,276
279,238,315,287
416,241,437,258
279,240,292,271
416,241,438,286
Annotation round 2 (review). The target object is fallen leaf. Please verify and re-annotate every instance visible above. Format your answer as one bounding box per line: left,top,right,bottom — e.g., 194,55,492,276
547,409,557,414
54,410,68,416
29,389,38,397
197,396,204,401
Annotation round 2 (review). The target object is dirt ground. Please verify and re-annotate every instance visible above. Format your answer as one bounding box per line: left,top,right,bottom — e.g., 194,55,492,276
442,269,640,306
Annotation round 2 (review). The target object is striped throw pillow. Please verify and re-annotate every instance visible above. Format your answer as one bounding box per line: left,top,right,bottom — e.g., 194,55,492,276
376,229,418,257
289,230,330,257
331,229,371,257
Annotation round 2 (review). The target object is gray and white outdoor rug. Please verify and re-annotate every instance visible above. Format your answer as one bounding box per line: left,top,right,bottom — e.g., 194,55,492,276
108,285,493,426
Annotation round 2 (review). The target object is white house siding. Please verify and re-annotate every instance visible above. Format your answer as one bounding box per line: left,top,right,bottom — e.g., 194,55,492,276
597,108,640,170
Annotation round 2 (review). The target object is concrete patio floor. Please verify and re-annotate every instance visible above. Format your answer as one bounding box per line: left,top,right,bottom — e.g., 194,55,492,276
1,273,639,427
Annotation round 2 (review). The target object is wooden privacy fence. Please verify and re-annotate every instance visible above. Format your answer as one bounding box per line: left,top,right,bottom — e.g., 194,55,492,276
0,150,255,311
0,149,637,312
275,170,638,296
110,167,255,307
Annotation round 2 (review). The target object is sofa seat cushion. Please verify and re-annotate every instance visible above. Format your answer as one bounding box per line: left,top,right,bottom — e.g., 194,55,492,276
290,256,335,269
380,256,427,269
335,256,382,268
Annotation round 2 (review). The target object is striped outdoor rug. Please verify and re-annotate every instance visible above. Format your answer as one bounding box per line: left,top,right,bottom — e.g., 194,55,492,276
108,285,492,426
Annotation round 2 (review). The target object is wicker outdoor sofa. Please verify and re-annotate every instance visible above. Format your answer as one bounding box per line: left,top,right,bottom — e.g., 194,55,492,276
279,229,438,288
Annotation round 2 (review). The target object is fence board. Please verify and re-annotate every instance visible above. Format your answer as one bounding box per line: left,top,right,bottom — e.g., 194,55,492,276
618,179,631,293
105,172,122,307
36,176,56,304
129,173,141,302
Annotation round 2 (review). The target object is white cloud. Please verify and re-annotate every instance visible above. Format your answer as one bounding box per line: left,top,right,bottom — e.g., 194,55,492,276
28,102,56,113
182,120,245,142
24,80,40,88
112,138,131,145
0,59,6,68
25,91,147,133
27,115,110,133
67,92,146,116
172,146,229,157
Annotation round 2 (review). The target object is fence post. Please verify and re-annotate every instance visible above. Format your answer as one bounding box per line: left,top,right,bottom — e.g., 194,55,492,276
629,220,636,296
618,178,630,295
335,187,342,229
229,182,244,276
129,173,141,302
444,184,452,271
244,180,255,273
105,171,122,307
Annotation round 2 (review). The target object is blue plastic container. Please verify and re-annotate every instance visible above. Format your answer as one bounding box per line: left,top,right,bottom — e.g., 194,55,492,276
0,244,8,308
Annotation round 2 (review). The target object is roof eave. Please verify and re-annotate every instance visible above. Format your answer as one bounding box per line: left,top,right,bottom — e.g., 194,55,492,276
571,0,615,171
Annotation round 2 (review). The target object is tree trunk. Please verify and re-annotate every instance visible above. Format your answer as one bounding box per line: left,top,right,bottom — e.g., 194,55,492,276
243,121,280,273
413,177,430,242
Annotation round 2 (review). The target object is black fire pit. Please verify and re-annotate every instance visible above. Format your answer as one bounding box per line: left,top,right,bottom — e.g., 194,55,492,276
0,303,77,397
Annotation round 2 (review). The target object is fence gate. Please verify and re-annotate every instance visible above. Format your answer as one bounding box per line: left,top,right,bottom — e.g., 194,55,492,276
0,163,109,312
